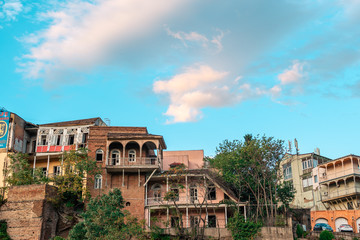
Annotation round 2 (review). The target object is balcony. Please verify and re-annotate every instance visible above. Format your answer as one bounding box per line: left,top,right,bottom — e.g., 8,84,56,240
321,186,360,202
146,196,220,207
319,168,360,182
106,157,160,172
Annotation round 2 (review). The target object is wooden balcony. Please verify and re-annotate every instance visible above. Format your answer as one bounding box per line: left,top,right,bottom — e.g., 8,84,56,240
106,157,160,172
321,186,360,202
319,168,360,182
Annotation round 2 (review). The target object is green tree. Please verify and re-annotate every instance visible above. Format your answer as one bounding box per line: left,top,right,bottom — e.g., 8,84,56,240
51,148,100,206
5,153,49,186
68,188,145,240
277,181,295,209
209,134,285,223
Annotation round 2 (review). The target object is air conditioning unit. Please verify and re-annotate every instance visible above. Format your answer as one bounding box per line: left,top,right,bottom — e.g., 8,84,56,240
324,192,328,196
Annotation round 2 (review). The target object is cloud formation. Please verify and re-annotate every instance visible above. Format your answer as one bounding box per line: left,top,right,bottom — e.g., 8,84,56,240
153,64,267,123
0,0,23,21
278,61,305,85
20,0,187,86
165,26,224,52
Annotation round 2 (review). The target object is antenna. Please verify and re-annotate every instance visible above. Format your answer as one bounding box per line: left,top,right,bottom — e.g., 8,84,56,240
294,138,299,155
314,148,320,155
104,118,111,126
288,140,292,154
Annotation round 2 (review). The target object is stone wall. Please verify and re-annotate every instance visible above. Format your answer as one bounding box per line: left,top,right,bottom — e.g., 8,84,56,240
256,226,293,240
0,184,58,240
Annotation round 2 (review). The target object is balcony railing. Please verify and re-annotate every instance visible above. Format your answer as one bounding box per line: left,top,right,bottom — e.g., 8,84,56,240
321,186,360,201
146,196,219,206
319,168,360,182
107,157,159,167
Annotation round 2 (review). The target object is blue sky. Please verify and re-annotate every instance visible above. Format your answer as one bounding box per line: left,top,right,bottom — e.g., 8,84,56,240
1,0,360,158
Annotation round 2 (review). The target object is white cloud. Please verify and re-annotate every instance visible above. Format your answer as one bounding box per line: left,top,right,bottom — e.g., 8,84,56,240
278,61,306,85
20,0,187,84
0,0,23,21
165,26,224,52
153,64,266,123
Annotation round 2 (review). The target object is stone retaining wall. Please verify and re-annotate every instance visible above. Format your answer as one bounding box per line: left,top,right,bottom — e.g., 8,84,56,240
0,184,58,240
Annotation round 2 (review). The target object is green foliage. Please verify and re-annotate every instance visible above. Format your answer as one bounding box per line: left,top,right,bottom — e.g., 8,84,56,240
353,237,359,240
296,224,304,238
68,188,145,240
5,153,49,186
319,230,334,240
0,220,11,240
51,148,100,206
228,212,262,240
150,225,171,240
277,181,296,209
51,237,66,240
209,134,285,222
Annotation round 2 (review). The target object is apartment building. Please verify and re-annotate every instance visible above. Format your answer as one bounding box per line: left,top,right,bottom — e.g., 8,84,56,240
280,152,332,209
311,155,360,232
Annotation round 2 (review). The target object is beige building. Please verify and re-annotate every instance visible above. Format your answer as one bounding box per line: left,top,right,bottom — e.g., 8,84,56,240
280,152,332,209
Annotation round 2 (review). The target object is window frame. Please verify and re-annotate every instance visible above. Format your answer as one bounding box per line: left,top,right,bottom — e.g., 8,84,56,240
94,174,102,189
96,149,104,162
128,149,136,162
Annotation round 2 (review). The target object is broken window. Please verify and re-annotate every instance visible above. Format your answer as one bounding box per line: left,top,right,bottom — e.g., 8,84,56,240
68,134,75,145
40,135,47,146
171,217,179,228
53,166,61,176
208,215,216,228
96,149,103,161
207,184,216,200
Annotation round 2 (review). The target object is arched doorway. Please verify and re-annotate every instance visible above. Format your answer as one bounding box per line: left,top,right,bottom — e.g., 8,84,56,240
335,217,348,232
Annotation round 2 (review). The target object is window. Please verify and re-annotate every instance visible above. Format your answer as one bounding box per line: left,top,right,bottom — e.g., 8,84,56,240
82,133,88,143
94,175,102,189
42,167,47,176
128,149,136,162
190,216,199,227
152,184,161,201
171,217,179,228
314,175,318,183
302,176,313,188
53,166,61,176
207,184,216,200
302,159,315,170
190,185,198,203
313,159,318,167
111,150,120,165
283,163,292,180
208,215,216,228
32,140,36,152
126,202,131,206
68,134,75,145
348,202,354,210
96,149,103,161
40,135,47,146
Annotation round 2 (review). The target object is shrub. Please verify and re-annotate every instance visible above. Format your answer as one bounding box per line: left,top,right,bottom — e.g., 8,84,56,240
0,220,11,240
319,230,334,240
228,213,262,240
296,224,304,238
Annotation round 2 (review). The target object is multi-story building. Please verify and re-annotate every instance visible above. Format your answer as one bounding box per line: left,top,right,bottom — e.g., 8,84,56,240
280,152,332,209
311,155,360,232
0,109,243,236
0,110,38,190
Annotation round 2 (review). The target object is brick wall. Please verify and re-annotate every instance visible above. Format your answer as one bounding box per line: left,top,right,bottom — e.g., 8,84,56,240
0,184,58,240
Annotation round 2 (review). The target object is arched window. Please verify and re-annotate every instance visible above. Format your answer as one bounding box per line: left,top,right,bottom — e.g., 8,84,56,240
94,174,102,189
96,149,103,161
111,150,120,165
128,149,136,162
126,202,131,206
152,184,161,201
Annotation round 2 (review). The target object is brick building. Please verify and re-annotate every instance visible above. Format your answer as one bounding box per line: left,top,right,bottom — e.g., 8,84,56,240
0,110,243,234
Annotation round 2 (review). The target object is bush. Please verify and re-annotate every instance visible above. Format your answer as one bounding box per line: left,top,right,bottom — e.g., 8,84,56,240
0,220,11,240
228,213,262,240
296,224,304,238
319,230,334,240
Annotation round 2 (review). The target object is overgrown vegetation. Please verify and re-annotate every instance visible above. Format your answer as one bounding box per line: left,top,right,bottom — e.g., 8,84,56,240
0,220,11,240
296,224,304,238
227,213,261,240
208,134,289,224
5,153,49,186
68,188,146,240
319,230,334,240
